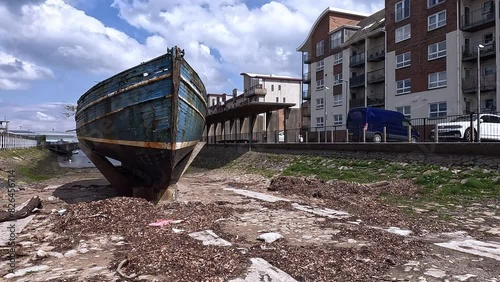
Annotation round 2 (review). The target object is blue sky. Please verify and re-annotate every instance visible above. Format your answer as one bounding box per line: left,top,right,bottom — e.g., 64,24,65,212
0,0,383,131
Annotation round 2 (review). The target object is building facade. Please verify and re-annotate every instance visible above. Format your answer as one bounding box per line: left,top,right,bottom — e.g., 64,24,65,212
298,0,499,131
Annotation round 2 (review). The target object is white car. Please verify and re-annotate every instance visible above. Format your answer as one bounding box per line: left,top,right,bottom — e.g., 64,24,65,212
278,131,284,142
432,113,500,141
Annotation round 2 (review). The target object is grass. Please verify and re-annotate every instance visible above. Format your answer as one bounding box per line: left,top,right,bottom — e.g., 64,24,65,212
230,153,500,206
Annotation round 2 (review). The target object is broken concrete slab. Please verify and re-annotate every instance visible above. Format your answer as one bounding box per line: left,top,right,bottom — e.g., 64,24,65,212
435,239,500,261
224,188,290,202
229,257,298,282
291,203,350,219
188,230,232,247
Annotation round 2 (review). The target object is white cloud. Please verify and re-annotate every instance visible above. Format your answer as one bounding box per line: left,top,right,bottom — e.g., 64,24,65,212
0,51,53,90
0,102,76,131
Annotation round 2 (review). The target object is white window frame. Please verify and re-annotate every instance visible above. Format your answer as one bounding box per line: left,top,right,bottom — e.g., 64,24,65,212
428,71,447,89
333,73,343,85
333,93,343,106
396,52,411,68
428,0,445,8
316,60,324,71
396,106,411,119
316,97,324,110
316,40,324,57
395,24,411,43
333,114,343,126
395,0,410,22
429,102,447,117
428,10,446,31
316,117,324,127
428,41,446,60
316,79,324,91
330,31,342,50
396,79,411,94
333,52,343,65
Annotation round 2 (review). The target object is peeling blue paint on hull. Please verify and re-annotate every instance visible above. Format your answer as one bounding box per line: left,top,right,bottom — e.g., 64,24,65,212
75,47,207,202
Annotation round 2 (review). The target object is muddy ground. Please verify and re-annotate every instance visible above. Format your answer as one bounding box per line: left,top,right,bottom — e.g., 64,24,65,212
0,150,499,282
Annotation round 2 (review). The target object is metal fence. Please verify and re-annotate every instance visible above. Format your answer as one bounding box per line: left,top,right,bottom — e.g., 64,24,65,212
204,111,500,144
0,133,38,150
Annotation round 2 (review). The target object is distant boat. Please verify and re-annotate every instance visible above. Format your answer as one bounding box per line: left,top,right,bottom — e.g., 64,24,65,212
75,47,207,203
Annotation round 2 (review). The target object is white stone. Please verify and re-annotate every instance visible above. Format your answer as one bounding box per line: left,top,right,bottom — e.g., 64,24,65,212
188,230,232,246
257,233,283,243
35,249,47,258
454,274,477,281
47,252,64,258
224,187,290,202
78,248,89,254
291,203,350,219
435,239,500,261
229,258,298,282
64,250,78,258
386,227,412,236
4,265,49,278
110,235,124,242
424,268,447,278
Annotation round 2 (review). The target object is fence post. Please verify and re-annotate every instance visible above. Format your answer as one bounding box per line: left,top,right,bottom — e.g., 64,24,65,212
383,126,387,143
408,125,412,143
317,131,320,143
434,123,439,143
331,130,334,143
306,131,308,143
362,128,366,143
346,129,349,143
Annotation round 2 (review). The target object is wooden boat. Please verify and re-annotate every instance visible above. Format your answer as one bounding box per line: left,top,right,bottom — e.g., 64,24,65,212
75,47,207,203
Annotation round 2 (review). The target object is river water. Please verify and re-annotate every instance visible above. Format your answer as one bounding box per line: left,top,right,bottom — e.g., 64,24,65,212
57,149,121,168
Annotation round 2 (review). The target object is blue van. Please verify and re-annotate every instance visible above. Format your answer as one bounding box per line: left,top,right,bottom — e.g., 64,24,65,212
346,107,420,142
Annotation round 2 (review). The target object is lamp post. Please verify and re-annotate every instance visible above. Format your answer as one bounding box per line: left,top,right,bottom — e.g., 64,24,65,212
324,86,330,141
477,44,484,142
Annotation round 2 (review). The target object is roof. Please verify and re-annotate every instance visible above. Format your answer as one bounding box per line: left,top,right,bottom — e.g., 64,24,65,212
296,7,369,52
240,73,301,82
342,9,385,46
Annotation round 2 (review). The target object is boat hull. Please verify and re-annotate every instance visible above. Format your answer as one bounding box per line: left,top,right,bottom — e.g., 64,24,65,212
75,47,207,202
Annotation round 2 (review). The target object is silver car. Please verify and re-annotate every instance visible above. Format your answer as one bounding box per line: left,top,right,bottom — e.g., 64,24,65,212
432,114,500,141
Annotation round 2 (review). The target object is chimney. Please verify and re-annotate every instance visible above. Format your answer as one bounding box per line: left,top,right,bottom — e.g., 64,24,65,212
222,94,226,102
232,88,237,100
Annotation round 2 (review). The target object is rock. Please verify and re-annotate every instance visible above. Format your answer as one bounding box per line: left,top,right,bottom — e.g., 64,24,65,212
78,248,89,254
35,249,47,258
64,250,78,258
460,179,468,184
257,232,283,243
110,235,124,242
4,265,50,278
47,196,57,202
47,252,64,258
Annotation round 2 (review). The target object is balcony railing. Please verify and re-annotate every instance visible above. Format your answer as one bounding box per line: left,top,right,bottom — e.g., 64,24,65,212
367,95,385,107
367,68,385,84
302,90,311,100
303,53,312,64
461,4,496,31
349,74,365,88
303,72,311,83
301,101,311,117
349,98,364,109
349,52,365,67
463,40,496,61
367,45,385,62
462,73,497,94
243,84,267,97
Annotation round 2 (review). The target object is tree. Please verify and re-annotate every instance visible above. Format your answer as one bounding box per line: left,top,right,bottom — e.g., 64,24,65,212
61,104,77,118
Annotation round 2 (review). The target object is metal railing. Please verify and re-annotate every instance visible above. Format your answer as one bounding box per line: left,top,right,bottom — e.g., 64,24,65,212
367,68,385,84
463,40,496,60
349,74,365,88
462,73,497,93
0,133,38,150
349,52,365,67
367,44,385,62
461,4,496,31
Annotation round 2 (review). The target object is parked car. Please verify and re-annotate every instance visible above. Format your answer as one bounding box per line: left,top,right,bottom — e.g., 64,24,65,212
346,107,420,142
278,131,284,142
431,113,500,141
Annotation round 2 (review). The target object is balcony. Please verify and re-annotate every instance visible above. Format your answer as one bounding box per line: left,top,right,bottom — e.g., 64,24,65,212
301,101,311,117
461,4,496,32
303,72,311,84
462,40,496,61
349,52,365,67
302,90,311,100
367,95,385,107
367,68,385,84
243,84,267,98
349,74,365,88
303,53,312,64
349,98,364,109
462,73,497,94
367,45,385,62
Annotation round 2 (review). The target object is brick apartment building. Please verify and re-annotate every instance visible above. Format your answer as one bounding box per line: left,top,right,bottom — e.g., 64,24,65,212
298,0,500,131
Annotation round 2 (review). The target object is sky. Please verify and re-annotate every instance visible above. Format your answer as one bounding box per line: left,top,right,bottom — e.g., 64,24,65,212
0,0,383,132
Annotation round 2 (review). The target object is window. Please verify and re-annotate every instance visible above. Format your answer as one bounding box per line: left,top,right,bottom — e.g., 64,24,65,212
316,79,324,91
211,99,215,106
276,97,279,102
395,0,410,22
396,79,411,94
395,24,411,43
317,60,324,71
428,0,445,8
271,85,274,91
429,102,447,117
333,73,343,85
278,85,281,91
429,71,447,88
333,114,343,125
316,40,324,57
316,117,324,127
316,98,324,110
396,52,411,68
330,31,343,50
428,10,446,30
333,52,343,65
484,64,495,75
333,94,343,106
484,33,494,44
483,1,494,17
396,106,411,119
283,97,286,103
428,41,446,60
